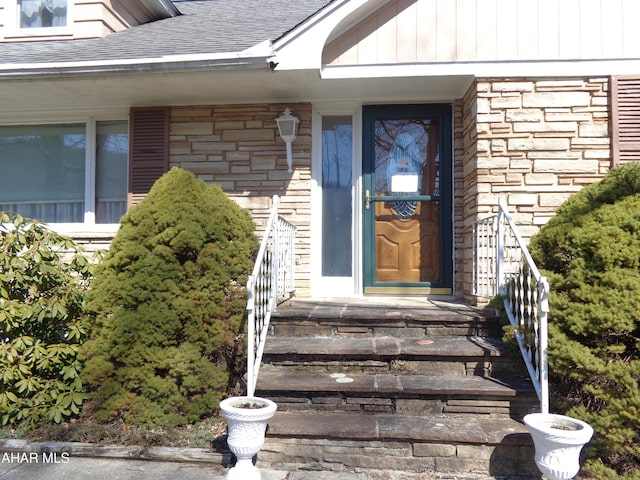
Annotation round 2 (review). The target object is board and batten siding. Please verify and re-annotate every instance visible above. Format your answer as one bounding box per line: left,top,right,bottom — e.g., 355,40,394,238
323,0,640,65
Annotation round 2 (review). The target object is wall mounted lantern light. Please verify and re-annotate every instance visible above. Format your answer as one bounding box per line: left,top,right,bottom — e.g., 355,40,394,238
275,108,300,172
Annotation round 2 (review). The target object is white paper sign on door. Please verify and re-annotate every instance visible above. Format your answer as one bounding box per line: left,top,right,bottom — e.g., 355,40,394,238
391,174,419,193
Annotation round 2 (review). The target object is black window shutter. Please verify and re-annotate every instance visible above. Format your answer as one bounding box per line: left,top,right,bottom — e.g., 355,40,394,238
128,107,170,206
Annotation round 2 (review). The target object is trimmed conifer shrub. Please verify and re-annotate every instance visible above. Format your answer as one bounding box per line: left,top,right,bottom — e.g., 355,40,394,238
529,162,640,479
80,168,258,426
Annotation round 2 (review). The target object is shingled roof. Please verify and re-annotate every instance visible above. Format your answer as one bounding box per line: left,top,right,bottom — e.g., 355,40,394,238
0,0,334,64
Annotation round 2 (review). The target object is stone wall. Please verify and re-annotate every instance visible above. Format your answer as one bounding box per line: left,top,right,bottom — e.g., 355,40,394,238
462,78,611,302
168,103,312,296
74,83,613,303
452,100,466,299
261,436,539,477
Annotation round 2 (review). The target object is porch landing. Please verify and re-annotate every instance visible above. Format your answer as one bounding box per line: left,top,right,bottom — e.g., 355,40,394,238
273,296,488,318
270,297,502,337
256,298,542,478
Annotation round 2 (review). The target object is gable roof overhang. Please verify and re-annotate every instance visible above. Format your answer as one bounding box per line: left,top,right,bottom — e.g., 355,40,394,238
7,0,640,121
271,0,388,72
271,0,640,87
0,0,475,120
0,0,484,116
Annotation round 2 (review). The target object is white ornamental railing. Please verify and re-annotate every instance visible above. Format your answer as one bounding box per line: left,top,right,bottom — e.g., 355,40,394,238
473,198,550,414
246,195,296,397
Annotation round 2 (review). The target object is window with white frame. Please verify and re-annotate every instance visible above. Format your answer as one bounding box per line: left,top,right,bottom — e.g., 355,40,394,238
0,120,128,224
321,115,353,277
18,0,67,28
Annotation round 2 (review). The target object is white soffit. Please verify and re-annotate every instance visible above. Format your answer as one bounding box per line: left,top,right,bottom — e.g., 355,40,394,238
0,69,474,120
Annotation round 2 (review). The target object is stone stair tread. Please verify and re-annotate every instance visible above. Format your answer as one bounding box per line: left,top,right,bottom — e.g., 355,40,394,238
257,371,534,397
267,411,532,446
272,298,489,322
264,335,513,358
259,300,540,478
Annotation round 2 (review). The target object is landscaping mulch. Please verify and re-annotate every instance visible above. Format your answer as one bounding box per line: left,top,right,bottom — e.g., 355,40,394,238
1,416,228,449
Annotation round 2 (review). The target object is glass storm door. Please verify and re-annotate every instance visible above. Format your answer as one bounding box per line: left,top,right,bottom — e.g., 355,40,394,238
362,104,452,295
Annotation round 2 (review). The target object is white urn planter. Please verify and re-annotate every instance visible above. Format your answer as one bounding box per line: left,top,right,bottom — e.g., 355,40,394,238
524,413,594,480
220,396,277,480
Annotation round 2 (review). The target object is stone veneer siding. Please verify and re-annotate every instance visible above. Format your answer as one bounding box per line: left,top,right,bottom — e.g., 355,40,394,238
168,103,312,296
462,78,611,303
168,101,472,301
453,100,466,299
81,83,612,302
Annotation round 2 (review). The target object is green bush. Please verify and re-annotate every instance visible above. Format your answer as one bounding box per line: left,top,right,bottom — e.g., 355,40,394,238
0,213,96,428
80,168,258,426
529,162,640,479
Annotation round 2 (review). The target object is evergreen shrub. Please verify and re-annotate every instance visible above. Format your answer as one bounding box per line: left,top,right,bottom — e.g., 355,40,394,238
529,162,640,479
81,168,258,426
0,213,96,428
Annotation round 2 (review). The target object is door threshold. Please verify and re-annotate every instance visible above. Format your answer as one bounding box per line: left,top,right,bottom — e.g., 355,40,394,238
364,286,452,295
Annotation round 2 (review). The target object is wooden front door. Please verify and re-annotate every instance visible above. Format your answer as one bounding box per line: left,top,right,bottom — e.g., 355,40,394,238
363,104,453,295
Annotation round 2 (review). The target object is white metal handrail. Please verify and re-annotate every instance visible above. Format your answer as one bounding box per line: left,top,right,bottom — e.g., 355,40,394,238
246,195,296,397
473,198,550,414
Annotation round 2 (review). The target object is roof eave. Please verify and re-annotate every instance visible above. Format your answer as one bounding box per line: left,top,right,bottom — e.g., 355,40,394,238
0,52,272,80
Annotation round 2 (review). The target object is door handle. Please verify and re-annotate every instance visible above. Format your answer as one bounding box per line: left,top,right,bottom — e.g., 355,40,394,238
365,190,371,210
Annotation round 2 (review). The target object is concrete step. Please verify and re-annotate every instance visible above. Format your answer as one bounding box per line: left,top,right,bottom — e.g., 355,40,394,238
262,411,541,478
263,336,526,377
256,370,537,417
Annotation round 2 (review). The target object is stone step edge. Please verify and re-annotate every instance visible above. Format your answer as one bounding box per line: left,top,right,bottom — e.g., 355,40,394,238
270,313,498,324
272,302,495,322
264,336,517,359
267,412,534,447
0,439,230,465
270,322,503,339
256,372,535,397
